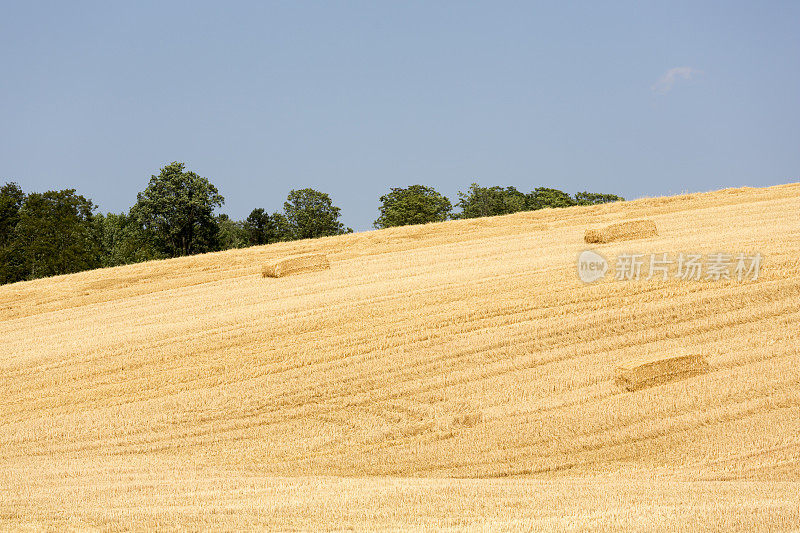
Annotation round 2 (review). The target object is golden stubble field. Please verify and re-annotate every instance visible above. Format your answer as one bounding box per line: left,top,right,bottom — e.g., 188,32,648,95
1,183,799,530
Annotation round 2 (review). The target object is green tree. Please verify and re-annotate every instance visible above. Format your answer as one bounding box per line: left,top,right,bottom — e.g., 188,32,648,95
0,182,25,248
1,189,100,283
574,191,625,205
456,183,526,219
284,188,351,239
374,185,452,228
215,214,248,250
94,212,164,267
243,208,290,245
526,187,577,210
131,162,224,257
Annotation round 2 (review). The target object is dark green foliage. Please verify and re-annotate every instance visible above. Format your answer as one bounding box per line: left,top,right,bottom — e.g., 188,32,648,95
284,188,352,239
243,208,290,245
374,185,452,228
456,184,625,218
456,183,526,219
0,182,26,283
0,182,25,248
0,189,100,283
130,162,224,257
216,214,248,250
94,212,164,267
574,191,625,205
525,187,577,210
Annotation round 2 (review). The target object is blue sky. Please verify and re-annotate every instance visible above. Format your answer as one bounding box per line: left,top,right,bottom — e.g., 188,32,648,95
1,1,798,231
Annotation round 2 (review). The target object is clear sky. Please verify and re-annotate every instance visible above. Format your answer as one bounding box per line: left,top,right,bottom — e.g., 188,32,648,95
2,1,798,231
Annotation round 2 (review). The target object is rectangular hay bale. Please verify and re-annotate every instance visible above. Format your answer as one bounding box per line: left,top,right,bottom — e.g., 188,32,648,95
262,253,330,278
585,219,658,244
615,352,709,391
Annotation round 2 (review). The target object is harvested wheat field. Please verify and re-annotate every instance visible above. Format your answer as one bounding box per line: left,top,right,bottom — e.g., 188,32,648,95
1,183,800,531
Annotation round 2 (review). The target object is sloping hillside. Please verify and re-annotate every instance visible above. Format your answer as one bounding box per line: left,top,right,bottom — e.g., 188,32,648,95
1,183,799,530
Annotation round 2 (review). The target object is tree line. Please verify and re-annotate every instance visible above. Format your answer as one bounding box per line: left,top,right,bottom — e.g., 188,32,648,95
0,162,623,284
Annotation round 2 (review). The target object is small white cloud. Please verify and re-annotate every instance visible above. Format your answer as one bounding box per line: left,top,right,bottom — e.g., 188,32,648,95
651,67,701,94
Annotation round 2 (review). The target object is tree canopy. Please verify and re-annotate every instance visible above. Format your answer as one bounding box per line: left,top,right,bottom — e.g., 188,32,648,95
284,188,351,239
574,191,625,205
456,184,526,219
0,189,100,283
0,182,25,248
130,162,224,257
525,187,577,210
455,184,624,218
94,212,164,267
374,185,452,228
243,208,290,245
215,214,248,250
